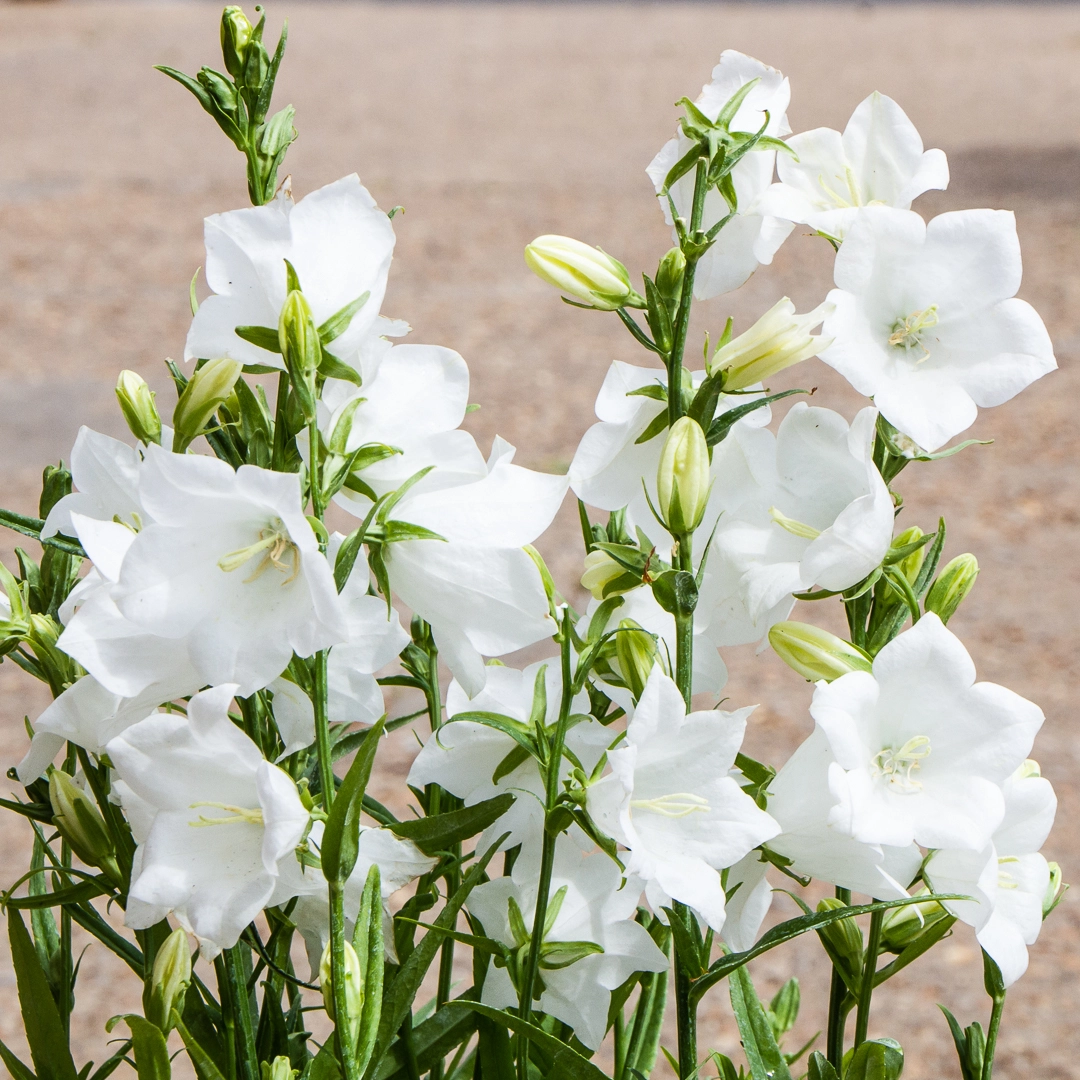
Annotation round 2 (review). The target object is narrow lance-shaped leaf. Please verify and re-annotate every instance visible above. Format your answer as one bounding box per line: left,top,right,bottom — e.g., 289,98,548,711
728,964,794,1080
388,793,516,857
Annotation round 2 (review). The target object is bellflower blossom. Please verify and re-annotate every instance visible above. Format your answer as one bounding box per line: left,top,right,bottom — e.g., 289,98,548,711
106,685,311,957
647,51,795,299
468,840,668,1050
586,669,779,931
185,174,395,369
760,92,949,241
814,613,1044,851
926,761,1057,986
820,207,1056,452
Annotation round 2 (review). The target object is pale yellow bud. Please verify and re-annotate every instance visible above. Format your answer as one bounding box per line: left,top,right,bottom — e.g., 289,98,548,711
148,927,192,1032
48,770,120,883
320,940,363,1049
709,298,833,390
581,550,635,601
172,358,243,451
769,622,872,683
924,554,979,625
656,416,711,536
880,894,951,952
614,619,660,701
524,235,642,311
116,371,162,446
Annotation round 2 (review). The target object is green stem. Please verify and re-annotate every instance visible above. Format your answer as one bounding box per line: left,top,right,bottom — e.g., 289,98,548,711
517,609,575,1079
329,881,361,1080
981,953,1007,1080
853,906,883,1047
826,887,851,1068
308,418,325,523
313,650,334,806
221,946,258,1080
272,372,290,472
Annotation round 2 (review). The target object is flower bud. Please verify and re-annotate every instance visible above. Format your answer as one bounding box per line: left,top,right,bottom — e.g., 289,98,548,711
172,358,243,452
581,550,637,601
769,622,873,683
880,894,951,953
816,897,863,985
147,927,192,1032
656,416,711,536
279,291,321,422
524,235,643,311
708,298,833,391
1044,861,1065,919
890,526,926,585
262,1058,297,1080
116,371,162,446
48,769,120,884
924,554,979,625
655,247,686,309
614,619,660,701
320,940,363,1049
198,67,240,119
220,6,253,81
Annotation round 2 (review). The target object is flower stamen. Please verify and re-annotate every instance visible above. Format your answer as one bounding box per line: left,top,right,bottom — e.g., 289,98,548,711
888,306,939,363
770,506,822,540
871,735,931,793
189,801,265,827
630,792,711,818
218,519,300,586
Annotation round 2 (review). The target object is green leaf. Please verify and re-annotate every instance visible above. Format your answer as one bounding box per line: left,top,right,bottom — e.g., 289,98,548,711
729,965,794,1080
372,996,479,1080
442,1002,608,1080
381,521,447,544
388,793,515,856
335,524,369,592
321,716,386,883
234,325,282,353
442,712,538,760
0,1037,37,1080
318,292,371,346
354,865,384,1077
0,508,84,558
716,78,761,129
807,1051,840,1080
651,569,698,618
318,348,363,386
706,388,809,448
7,875,113,910
633,408,670,446
844,1039,904,1080
154,65,216,116
121,1016,171,1080
175,1002,227,1080
7,908,78,1080
474,1013,513,1080
538,939,604,970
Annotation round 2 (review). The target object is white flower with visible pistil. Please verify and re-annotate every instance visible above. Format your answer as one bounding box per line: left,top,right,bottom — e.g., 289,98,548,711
647,51,795,300
925,761,1057,986
185,174,395,369
715,403,894,623
468,839,668,1050
101,446,347,696
815,613,1044,851
820,207,1056,452
760,92,949,241
106,685,310,957
587,669,778,931
408,660,606,856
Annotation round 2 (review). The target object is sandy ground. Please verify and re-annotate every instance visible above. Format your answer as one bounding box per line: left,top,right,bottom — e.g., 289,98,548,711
0,1,1079,1076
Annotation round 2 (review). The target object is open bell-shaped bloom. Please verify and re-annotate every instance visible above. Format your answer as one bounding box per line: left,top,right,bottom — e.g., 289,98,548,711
586,668,779,931
185,174,395,370
96,446,347,696
760,92,949,241
646,51,794,300
925,761,1057,986
408,661,604,856
820,207,1056,452
468,839,668,1050
815,613,1044,852
715,404,894,623
106,685,310,957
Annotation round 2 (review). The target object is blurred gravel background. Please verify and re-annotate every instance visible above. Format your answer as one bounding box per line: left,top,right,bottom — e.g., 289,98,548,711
0,2,1078,1077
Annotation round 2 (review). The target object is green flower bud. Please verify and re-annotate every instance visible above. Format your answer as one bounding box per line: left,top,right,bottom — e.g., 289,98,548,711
580,549,637,601
614,619,660,701
880,893,952,953
220,6,253,81
524,235,643,311
708,298,832,391
147,927,192,1032
890,526,926,585
48,769,120,884
262,1058,298,1080
320,940,363,1049
39,463,72,520
197,67,240,120
816,897,863,986
925,554,979,625
655,246,686,310
116,370,162,446
769,621,873,683
1044,861,1066,919
656,416,711,536
172,358,243,452
279,290,321,422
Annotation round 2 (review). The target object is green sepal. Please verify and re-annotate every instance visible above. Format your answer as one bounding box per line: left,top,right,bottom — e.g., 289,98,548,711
317,348,363,386
317,292,370,346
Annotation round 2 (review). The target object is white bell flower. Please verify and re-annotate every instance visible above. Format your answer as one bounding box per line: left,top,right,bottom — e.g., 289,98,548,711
468,839,668,1050
42,427,147,539
106,685,311,958
408,661,605,856
815,613,1044,851
185,174,395,369
715,404,894,622
105,446,347,696
767,728,922,900
722,851,775,953
925,762,1057,986
759,92,949,241
820,207,1056,452
646,51,795,300
372,440,567,696
586,669,779,932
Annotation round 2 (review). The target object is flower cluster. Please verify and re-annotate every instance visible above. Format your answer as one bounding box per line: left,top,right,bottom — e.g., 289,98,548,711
0,22,1063,1080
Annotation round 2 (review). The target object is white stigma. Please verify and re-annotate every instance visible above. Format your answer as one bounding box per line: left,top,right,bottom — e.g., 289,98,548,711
872,735,931,794
189,802,265,828
630,793,711,819
218,518,300,585
888,306,939,363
